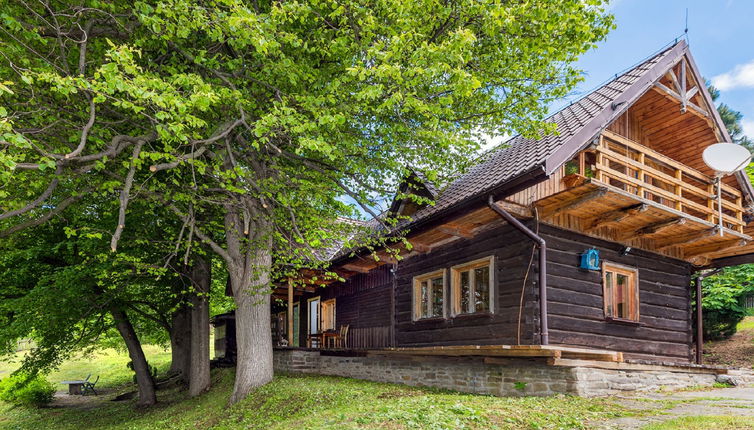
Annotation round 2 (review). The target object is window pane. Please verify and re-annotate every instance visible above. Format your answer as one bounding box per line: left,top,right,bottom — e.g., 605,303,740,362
616,273,629,319
460,271,470,313
474,266,490,312
605,272,613,317
431,277,444,317
421,281,429,318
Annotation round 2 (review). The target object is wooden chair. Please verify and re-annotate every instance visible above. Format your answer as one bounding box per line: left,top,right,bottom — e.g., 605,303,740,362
82,375,98,396
336,325,349,349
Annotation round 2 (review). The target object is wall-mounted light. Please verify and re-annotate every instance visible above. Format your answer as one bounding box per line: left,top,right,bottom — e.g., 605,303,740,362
621,246,632,256
579,248,600,271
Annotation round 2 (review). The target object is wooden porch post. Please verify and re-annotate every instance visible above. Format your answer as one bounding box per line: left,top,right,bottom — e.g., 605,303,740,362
287,278,294,346
695,275,703,365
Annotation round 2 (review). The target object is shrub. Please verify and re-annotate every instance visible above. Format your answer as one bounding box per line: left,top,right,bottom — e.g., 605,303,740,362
0,373,55,407
699,265,754,340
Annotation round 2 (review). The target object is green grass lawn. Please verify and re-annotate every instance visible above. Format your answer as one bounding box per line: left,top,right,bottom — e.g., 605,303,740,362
0,368,629,430
2,346,754,430
0,345,172,389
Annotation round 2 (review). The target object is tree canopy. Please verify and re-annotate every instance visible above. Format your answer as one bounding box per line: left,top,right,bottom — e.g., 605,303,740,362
0,0,614,404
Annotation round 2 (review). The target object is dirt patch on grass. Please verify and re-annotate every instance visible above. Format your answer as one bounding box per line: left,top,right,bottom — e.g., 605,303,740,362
704,317,754,368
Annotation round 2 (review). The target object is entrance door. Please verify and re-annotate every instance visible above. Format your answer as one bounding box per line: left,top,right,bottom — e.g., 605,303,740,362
292,303,300,347
308,297,320,335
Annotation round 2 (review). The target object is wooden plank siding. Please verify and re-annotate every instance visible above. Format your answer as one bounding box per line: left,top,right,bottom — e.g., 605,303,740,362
297,265,393,349
387,220,693,363
394,222,539,347
540,224,694,363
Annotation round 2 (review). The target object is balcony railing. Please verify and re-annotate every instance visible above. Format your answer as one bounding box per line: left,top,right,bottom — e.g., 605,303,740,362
569,130,746,233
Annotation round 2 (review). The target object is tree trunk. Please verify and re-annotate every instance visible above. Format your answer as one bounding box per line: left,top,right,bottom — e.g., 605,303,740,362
169,304,192,382
111,307,157,406
228,250,273,405
188,254,211,397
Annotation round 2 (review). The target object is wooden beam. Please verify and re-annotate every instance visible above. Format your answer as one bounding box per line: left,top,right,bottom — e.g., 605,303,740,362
685,239,749,259
342,263,372,274
651,85,709,119
585,203,648,231
680,59,687,113
287,278,294,346
656,227,720,251
437,225,474,239
539,187,607,219
408,241,431,253
619,217,686,240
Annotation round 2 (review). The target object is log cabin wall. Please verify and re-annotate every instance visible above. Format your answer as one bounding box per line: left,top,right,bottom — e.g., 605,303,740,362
394,222,539,347
299,265,393,348
541,223,694,363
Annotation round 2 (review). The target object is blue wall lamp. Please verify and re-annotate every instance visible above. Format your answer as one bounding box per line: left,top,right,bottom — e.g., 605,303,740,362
579,248,600,271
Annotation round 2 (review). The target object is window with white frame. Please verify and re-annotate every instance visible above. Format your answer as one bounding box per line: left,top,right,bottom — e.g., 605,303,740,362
413,270,445,320
451,256,494,315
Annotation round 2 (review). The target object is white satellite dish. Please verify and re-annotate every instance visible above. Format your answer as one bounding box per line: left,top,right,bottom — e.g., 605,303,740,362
702,143,752,236
703,143,751,175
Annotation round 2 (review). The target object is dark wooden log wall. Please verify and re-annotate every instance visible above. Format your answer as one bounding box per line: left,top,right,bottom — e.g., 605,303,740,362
541,224,694,363
394,221,540,347
298,265,393,348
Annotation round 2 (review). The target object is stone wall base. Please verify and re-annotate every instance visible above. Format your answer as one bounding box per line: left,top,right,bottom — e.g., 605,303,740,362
273,349,748,397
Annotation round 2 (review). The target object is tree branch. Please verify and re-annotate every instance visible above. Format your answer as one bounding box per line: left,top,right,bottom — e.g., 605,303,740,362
110,140,144,252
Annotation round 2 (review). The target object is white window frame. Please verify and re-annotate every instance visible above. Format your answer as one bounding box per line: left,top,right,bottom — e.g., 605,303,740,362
450,255,496,316
412,269,447,321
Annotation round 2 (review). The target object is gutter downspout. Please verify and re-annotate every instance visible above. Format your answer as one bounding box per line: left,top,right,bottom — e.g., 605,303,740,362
694,268,722,364
488,196,549,345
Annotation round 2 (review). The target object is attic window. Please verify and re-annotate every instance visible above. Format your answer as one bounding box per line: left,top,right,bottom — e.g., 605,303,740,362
603,262,639,322
413,270,445,320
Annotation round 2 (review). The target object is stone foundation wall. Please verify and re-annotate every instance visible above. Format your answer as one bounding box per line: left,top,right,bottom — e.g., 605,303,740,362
273,349,737,397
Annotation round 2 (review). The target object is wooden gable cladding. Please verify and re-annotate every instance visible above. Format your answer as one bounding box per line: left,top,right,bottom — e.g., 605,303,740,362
606,56,741,188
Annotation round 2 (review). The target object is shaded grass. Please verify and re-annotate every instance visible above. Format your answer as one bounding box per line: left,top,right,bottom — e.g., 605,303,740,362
0,369,629,430
642,415,754,429
0,346,172,389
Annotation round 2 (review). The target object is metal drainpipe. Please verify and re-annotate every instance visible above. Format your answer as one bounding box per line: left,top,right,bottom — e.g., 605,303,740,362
694,267,723,364
488,196,549,345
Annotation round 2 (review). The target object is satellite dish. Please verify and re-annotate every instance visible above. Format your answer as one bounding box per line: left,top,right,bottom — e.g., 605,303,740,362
703,143,751,175
702,143,751,237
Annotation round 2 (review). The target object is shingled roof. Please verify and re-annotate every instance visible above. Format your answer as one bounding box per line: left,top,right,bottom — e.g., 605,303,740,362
328,39,754,264
407,41,684,226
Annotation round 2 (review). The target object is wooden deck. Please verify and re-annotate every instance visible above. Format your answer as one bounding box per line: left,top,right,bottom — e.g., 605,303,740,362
368,344,623,362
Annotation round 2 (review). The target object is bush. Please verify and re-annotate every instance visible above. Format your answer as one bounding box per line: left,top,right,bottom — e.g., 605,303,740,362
699,265,754,340
0,373,55,407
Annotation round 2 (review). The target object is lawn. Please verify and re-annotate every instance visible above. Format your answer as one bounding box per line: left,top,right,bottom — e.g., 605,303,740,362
0,368,629,430
0,345,172,389
2,347,754,430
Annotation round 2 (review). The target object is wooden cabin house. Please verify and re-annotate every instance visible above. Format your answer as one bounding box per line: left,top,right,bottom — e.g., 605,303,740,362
236,41,754,370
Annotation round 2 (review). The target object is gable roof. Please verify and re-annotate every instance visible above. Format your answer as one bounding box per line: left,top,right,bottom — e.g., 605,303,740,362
404,40,754,229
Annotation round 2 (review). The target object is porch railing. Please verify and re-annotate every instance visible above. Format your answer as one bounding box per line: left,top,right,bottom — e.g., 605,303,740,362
574,130,746,233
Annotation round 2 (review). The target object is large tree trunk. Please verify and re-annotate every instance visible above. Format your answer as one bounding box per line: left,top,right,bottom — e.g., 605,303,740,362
227,250,273,405
169,304,192,382
188,254,211,397
111,307,157,406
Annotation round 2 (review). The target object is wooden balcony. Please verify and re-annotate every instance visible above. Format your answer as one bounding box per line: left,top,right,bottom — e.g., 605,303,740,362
535,131,752,264
590,131,745,233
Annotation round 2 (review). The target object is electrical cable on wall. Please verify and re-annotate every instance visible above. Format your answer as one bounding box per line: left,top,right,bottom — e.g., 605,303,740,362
516,206,539,345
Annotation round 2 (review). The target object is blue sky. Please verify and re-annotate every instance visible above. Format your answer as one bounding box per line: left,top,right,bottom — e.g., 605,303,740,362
562,0,754,135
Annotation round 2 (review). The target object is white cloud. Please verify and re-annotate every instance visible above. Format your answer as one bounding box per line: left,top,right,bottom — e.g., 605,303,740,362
712,60,754,91
742,118,754,138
